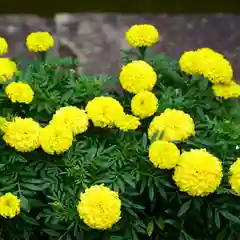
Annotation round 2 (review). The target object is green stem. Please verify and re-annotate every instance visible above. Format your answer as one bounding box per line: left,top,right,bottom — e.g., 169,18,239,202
39,51,47,62
138,47,147,60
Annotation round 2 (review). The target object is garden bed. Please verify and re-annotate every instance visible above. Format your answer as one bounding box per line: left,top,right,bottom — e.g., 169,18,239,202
0,25,239,240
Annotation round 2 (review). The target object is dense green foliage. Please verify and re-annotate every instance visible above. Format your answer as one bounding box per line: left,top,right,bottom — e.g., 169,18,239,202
0,48,240,240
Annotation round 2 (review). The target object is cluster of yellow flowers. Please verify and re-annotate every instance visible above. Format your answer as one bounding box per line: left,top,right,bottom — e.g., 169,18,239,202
0,25,239,230
0,32,54,83
2,106,89,154
179,48,240,99
179,48,233,84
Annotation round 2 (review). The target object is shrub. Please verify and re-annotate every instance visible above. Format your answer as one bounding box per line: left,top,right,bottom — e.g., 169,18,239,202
0,26,239,240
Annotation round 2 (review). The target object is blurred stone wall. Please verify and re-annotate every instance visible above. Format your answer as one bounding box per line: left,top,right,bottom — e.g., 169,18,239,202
0,13,240,80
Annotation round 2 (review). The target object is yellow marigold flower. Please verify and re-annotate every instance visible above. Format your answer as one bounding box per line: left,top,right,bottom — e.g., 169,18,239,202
26,32,54,52
0,58,17,83
229,158,240,196
119,60,157,94
51,106,88,135
3,117,41,152
173,149,223,197
179,48,233,84
0,117,8,132
125,24,159,48
39,124,73,155
148,108,195,141
86,96,124,128
212,81,240,99
0,193,20,218
179,51,201,75
0,37,8,56
77,184,121,230
5,81,34,104
131,91,158,119
149,140,180,169
198,50,233,84
115,114,141,131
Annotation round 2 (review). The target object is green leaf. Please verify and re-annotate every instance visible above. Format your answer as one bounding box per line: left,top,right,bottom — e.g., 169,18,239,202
21,183,50,191
155,216,165,230
21,212,39,226
148,182,155,201
20,195,31,213
147,219,154,236
42,228,60,237
182,231,195,240
219,210,240,224
216,226,228,240
142,133,148,149
123,172,135,188
0,164,5,169
150,130,160,143
164,219,180,229
177,199,192,217
214,209,221,228
198,78,209,91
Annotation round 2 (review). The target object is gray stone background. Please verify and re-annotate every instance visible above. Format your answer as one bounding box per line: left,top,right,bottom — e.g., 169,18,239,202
0,13,240,81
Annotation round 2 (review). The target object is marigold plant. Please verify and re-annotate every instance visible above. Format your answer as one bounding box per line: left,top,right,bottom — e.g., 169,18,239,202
0,28,239,240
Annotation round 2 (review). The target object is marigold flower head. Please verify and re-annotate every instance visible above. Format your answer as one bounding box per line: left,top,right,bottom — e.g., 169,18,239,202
229,158,240,196
125,24,159,48
119,60,157,94
3,117,41,152
179,51,201,75
148,108,195,141
173,149,223,197
0,58,17,83
115,114,140,131
77,184,121,230
86,96,124,128
0,193,20,218
26,32,54,52
39,123,73,155
199,53,233,84
131,91,158,119
149,140,180,169
51,106,88,136
179,48,233,84
5,81,34,104
0,37,8,56
212,81,240,99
